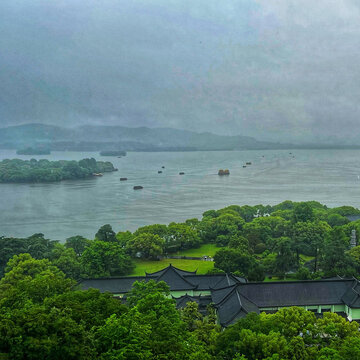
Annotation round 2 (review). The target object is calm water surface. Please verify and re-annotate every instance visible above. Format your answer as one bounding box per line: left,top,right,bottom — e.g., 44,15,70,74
1,149,360,240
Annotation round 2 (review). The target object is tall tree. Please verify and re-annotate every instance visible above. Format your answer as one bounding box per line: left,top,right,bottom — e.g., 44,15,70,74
95,224,117,242
81,241,134,277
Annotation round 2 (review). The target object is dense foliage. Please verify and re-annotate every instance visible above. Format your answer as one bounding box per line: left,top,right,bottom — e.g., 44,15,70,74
0,228,134,279
2,201,360,281
0,158,116,183
0,254,360,359
2,202,360,358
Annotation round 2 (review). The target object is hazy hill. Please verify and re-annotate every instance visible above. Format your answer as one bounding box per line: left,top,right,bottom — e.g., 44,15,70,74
0,123,288,151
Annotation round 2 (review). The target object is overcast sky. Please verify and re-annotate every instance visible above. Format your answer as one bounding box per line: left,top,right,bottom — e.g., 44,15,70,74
1,0,360,143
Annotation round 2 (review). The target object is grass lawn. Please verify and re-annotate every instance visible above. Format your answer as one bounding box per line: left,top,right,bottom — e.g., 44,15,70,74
173,243,219,257
299,254,315,262
132,258,214,276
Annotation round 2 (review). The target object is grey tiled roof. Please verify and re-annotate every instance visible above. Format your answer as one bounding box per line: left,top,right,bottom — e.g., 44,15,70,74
342,280,360,308
214,286,259,326
78,265,358,328
156,265,197,290
78,276,155,293
238,279,354,307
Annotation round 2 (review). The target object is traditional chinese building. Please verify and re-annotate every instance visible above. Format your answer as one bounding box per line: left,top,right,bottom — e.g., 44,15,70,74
79,264,360,326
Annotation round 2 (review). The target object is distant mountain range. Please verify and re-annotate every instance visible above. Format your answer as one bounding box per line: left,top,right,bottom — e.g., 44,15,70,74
0,123,292,151
0,123,358,152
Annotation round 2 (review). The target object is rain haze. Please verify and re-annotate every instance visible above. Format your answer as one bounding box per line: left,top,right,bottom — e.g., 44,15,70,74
1,0,360,144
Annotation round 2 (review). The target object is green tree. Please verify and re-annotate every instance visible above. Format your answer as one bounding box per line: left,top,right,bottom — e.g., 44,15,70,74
292,202,315,223
0,254,75,308
321,227,355,276
65,235,91,256
126,280,189,359
274,237,296,276
291,221,331,271
81,241,134,277
166,222,201,252
95,224,117,242
50,243,82,280
202,214,245,246
126,233,164,260
213,248,263,280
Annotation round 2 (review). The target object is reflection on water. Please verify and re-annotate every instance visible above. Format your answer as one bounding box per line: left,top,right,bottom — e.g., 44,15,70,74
0,149,360,240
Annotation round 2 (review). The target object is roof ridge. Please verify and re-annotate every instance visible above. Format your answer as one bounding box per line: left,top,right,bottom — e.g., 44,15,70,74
220,291,247,327
243,279,354,285
211,274,232,289
214,285,238,306
146,264,197,277
157,264,198,289
78,275,155,281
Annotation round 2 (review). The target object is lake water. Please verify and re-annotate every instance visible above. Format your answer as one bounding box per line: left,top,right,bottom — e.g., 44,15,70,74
1,149,360,240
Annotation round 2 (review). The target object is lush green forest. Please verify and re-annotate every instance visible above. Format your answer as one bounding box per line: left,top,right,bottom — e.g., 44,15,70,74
1,256,360,359
2,201,360,280
2,200,360,358
0,158,117,183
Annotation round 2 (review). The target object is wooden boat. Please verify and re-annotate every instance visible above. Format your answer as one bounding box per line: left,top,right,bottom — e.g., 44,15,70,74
179,172,185,175
93,173,103,177
120,177,128,181
133,186,143,190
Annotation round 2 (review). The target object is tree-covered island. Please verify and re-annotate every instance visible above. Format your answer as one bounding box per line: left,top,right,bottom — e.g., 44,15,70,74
0,158,117,183
16,147,51,155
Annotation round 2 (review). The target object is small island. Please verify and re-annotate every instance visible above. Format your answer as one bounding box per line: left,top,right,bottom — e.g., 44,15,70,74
0,158,117,183
99,150,127,156
16,147,51,155
218,169,230,176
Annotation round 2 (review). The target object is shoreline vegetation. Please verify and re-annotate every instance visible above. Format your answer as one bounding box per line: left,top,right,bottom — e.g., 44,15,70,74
16,147,51,155
99,150,127,156
2,201,360,281
0,158,117,183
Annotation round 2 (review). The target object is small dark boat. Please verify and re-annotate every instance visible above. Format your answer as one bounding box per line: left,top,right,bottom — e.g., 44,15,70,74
243,165,247,168
93,173,103,177
162,166,165,169
133,186,143,190
179,172,185,175
120,177,128,181
158,171,162,174
246,162,252,165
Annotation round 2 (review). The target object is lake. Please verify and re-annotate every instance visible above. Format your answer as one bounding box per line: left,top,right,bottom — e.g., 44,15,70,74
1,149,360,240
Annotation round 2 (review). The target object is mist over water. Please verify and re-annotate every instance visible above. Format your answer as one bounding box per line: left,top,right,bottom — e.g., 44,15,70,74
1,149,360,240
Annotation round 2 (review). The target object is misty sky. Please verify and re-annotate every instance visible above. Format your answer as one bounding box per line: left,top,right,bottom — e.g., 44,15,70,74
1,0,360,143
